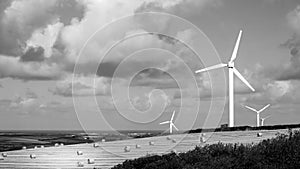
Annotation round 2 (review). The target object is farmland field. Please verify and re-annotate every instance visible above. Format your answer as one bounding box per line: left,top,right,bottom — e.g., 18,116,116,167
0,128,293,169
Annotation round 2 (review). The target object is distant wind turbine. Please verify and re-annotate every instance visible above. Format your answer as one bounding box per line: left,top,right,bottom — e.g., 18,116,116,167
195,30,255,127
159,110,179,134
245,104,270,127
260,115,271,126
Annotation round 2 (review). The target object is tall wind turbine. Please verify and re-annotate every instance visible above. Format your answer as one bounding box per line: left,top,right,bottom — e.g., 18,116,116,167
245,104,270,127
260,115,271,126
195,30,255,127
159,110,179,134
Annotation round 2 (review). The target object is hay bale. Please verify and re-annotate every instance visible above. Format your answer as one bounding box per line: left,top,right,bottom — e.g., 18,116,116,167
135,144,141,149
54,143,59,147
101,139,106,142
93,143,100,148
40,145,44,148
124,146,131,152
149,141,154,146
200,136,206,143
22,146,27,150
88,158,95,164
257,132,262,137
30,154,36,159
2,153,7,157
77,161,84,167
60,143,64,146
77,150,83,155
34,146,38,149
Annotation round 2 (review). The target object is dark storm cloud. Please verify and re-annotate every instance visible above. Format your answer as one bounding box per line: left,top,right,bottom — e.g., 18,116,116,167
20,46,45,62
97,62,119,77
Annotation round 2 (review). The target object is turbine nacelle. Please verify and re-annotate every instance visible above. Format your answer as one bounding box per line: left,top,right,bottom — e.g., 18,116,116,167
227,61,234,68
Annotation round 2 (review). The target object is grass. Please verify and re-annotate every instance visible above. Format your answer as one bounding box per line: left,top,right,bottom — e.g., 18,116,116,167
112,130,300,169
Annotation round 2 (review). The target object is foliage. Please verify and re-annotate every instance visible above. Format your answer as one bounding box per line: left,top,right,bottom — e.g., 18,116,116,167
113,130,300,169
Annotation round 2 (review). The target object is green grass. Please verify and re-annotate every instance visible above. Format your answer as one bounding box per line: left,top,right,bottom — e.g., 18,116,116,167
113,130,300,169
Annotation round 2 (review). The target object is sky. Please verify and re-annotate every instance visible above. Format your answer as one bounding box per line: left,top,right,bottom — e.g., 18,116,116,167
0,0,300,131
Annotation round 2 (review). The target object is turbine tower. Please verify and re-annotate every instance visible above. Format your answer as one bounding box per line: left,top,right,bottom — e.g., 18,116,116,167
260,115,271,126
245,104,270,127
159,110,179,134
195,30,255,127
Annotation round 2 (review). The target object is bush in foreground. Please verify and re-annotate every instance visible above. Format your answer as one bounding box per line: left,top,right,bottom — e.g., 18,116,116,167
112,131,300,169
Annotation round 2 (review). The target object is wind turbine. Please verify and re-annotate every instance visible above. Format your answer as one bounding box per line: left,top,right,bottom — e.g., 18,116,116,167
260,115,271,126
159,110,179,134
195,30,255,127
244,104,270,127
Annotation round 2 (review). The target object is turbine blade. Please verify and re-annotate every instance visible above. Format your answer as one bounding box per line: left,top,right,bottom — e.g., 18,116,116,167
159,121,169,125
195,63,227,73
258,104,270,113
245,105,257,112
229,30,243,62
233,67,255,91
170,110,176,122
172,123,179,131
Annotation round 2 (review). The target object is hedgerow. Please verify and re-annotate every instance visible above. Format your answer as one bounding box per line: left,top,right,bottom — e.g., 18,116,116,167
112,130,300,169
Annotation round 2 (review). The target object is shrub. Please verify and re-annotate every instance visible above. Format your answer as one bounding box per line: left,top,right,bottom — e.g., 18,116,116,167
112,130,300,169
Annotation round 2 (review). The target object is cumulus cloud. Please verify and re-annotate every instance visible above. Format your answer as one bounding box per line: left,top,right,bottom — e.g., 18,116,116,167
26,21,64,59
9,90,41,114
135,0,221,16
49,74,110,97
274,6,300,81
242,80,299,105
0,54,63,80
287,5,300,34
131,90,171,111
0,0,85,81
0,0,58,56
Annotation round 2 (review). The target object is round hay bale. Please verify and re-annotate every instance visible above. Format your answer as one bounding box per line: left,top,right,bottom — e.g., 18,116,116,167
34,146,38,149
135,144,141,149
22,146,27,150
257,132,262,137
30,154,36,159
60,143,64,146
2,153,7,157
87,158,95,164
101,139,106,142
93,143,100,147
77,150,83,155
149,141,154,146
40,145,44,148
124,146,131,152
77,161,84,167
54,143,59,147
200,136,206,143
